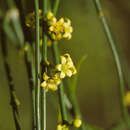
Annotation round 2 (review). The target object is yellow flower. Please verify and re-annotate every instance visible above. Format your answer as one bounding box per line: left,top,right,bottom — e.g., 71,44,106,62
57,124,62,130
57,124,69,130
73,118,82,128
26,12,35,28
56,54,77,79
40,72,61,91
125,91,130,106
40,73,57,91
53,73,61,85
46,11,53,20
45,12,73,40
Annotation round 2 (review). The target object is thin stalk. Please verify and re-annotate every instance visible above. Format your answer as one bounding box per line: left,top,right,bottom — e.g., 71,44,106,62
13,0,36,128
34,0,41,129
52,41,67,122
0,28,21,130
41,0,48,130
52,0,67,123
53,0,60,16
24,43,36,130
14,0,33,42
93,0,130,127
65,80,86,130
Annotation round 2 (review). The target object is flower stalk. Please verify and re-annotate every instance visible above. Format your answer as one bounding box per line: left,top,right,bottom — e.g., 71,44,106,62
41,0,48,130
0,28,21,130
93,0,130,127
34,0,41,129
52,41,67,122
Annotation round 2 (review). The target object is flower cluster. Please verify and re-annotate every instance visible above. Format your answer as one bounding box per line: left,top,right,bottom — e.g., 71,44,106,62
26,11,73,40
26,9,43,28
40,53,76,92
40,72,61,92
45,12,73,40
57,124,68,130
56,54,77,79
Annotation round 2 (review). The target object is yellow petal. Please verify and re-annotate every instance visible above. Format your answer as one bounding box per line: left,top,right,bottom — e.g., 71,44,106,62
71,67,77,75
60,72,66,79
60,56,66,64
57,124,62,130
56,64,62,71
49,26,54,31
64,53,70,58
51,33,56,40
66,18,71,26
43,72,49,80
46,11,53,20
67,34,72,40
40,81,47,87
58,18,64,25
51,17,57,25
66,69,72,77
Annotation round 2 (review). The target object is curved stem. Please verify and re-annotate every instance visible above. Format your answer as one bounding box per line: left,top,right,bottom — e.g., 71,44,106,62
65,79,86,129
34,0,41,129
0,29,21,130
93,0,130,127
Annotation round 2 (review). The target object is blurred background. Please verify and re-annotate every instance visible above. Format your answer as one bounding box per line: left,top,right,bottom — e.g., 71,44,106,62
0,0,130,129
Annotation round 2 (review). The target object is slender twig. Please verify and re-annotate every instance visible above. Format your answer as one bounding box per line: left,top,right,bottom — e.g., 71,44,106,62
52,41,67,122
34,0,41,129
24,43,36,130
52,0,68,123
53,0,59,16
14,0,33,42
13,0,36,129
65,79,86,130
93,0,130,127
0,27,21,130
41,0,48,130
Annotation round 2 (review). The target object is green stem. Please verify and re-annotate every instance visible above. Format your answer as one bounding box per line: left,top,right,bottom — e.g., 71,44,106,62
24,43,36,130
14,0,33,42
53,0,60,16
34,0,41,129
52,0,68,123
93,0,130,127
41,0,48,130
65,79,86,130
0,28,21,130
52,41,67,122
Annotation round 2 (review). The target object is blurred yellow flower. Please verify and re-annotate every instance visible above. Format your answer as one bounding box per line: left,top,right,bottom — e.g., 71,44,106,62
73,118,82,128
40,39,52,47
56,53,77,79
57,124,69,130
125,91,130,106
26,9,43,28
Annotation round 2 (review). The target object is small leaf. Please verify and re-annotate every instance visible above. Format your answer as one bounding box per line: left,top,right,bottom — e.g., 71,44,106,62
70,55,87,94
